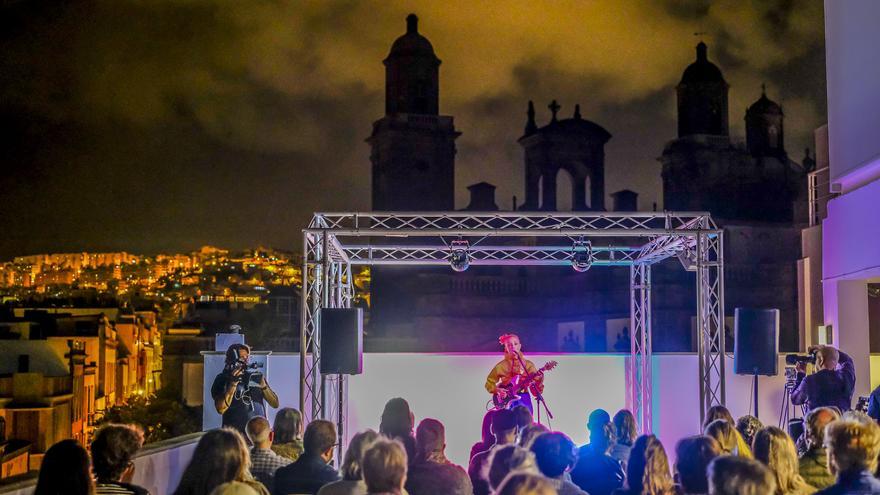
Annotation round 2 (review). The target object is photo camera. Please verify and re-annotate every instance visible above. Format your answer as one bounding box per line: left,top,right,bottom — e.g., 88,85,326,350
784,350,817,365
227,360,264,388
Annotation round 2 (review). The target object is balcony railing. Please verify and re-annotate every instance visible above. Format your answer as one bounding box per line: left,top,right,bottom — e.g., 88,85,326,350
0,432,203,495
808,166,837,226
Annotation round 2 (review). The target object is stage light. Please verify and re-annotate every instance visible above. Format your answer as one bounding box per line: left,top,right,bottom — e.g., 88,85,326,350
449,239,470,272
571,239,594,273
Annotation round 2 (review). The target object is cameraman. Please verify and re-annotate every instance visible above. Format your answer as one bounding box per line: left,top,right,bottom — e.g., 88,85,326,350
211,343,279,435
790,345,855,412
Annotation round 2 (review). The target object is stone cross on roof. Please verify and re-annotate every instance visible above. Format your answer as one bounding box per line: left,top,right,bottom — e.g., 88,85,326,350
548,100,560,122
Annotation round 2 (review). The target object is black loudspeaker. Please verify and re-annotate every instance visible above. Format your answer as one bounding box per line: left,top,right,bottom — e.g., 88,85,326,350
734,308,780,376
320,308,363,375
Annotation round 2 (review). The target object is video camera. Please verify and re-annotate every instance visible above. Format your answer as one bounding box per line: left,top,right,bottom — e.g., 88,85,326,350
784,350,818,366
226,360,264,388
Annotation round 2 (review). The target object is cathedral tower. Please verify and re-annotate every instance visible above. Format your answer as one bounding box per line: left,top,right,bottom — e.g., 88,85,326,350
746,86,785,159
677,42,729,137
368,14,459,211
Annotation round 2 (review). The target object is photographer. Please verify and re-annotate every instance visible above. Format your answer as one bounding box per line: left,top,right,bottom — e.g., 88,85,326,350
790,345,855,412
211,343,279,435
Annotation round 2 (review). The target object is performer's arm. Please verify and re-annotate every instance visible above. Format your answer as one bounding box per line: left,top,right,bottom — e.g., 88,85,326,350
213,373,239,414
485,363,503,394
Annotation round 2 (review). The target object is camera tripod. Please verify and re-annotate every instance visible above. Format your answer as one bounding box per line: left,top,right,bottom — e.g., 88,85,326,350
778,381,807,430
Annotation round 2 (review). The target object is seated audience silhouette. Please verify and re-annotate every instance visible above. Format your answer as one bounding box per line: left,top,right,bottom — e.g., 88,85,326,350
246,417,292,489
91,423,151,495
708,455,777,495
530,431,588,494
174,428,269,495
273,420,340,495
405,418,472,495
362,439,408,495
34,439,94,495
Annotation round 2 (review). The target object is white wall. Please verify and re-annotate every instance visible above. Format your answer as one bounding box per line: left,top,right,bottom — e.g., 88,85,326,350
825,0,880,189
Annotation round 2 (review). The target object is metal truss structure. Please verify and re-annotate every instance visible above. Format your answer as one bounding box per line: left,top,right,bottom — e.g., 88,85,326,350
301,211,726,437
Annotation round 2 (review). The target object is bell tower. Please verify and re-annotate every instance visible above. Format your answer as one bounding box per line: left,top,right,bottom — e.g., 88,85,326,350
368,14,459,211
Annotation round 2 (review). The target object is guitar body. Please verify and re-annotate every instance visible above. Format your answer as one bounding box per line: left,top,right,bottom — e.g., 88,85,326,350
492,360,557,410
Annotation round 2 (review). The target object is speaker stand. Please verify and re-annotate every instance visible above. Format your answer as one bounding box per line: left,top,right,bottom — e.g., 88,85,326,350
752,373,759,419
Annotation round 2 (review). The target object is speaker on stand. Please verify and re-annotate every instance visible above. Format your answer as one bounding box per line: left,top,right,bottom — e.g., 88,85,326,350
733,308,780,419
320,307,363,465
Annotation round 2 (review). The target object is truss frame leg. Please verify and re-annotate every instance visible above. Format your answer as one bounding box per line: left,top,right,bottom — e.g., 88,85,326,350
300,231,327,422
696,230,726,425
629,263,653,433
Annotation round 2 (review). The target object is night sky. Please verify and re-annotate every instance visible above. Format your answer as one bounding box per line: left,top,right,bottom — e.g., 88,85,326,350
0,1,827,259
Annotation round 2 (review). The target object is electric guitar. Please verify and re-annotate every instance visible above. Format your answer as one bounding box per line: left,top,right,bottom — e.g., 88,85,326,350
492,360,558,409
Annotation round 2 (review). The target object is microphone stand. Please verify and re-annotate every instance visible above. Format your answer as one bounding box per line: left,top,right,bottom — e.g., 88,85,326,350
515,352,553,424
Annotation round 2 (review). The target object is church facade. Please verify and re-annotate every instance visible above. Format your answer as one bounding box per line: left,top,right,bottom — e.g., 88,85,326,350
367,16,809,353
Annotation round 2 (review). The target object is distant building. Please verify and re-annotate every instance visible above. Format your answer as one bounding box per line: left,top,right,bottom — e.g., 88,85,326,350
367,15,811,352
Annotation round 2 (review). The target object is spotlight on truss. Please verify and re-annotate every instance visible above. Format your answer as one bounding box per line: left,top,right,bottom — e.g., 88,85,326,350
571,239,594,273
449,239,470,272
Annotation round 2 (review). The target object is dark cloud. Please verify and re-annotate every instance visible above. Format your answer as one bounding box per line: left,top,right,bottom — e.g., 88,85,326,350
0,1,826,259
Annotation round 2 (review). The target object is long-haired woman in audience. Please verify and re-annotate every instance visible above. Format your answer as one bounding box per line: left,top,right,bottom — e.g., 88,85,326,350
613,434,678,495
496,472,558,495
272,407,304,461
752,427,816,495
471,410,497,460
701,405,735,431
34,439,95,495
487,444,540,492
612,409,638,468
318,429,380,495
379,397,417,461
173,428,269,495
703,418,753,459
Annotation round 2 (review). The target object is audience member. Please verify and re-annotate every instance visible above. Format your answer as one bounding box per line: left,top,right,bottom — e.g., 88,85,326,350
701,406,753,459
519,423,550,449
471,410,497,461
362,439,408,495
487,445,539,492
405,418,472,495
611,409,638,469
586,409,613,451
211,482,259,495
708,456,776,495
91,423,150,495
496,472,559,495
799,407,840,490
34,439,95,495
469,409,518,495
379,398,417,462
273,420,340,495
513,405,533,430
318,430,379,495
752,426,816,495
531,432,588,495
816,419,880,494
674,435,722,495
246,417,291,489
570,422,625,495
613,434,677,495
735,415,763,449
174,428,269,495
701,405,735,431
704,419,752,458
272,407,304,462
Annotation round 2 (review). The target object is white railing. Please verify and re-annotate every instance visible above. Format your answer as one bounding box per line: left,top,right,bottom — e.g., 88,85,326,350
0,432,202,495
808,167,836,226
